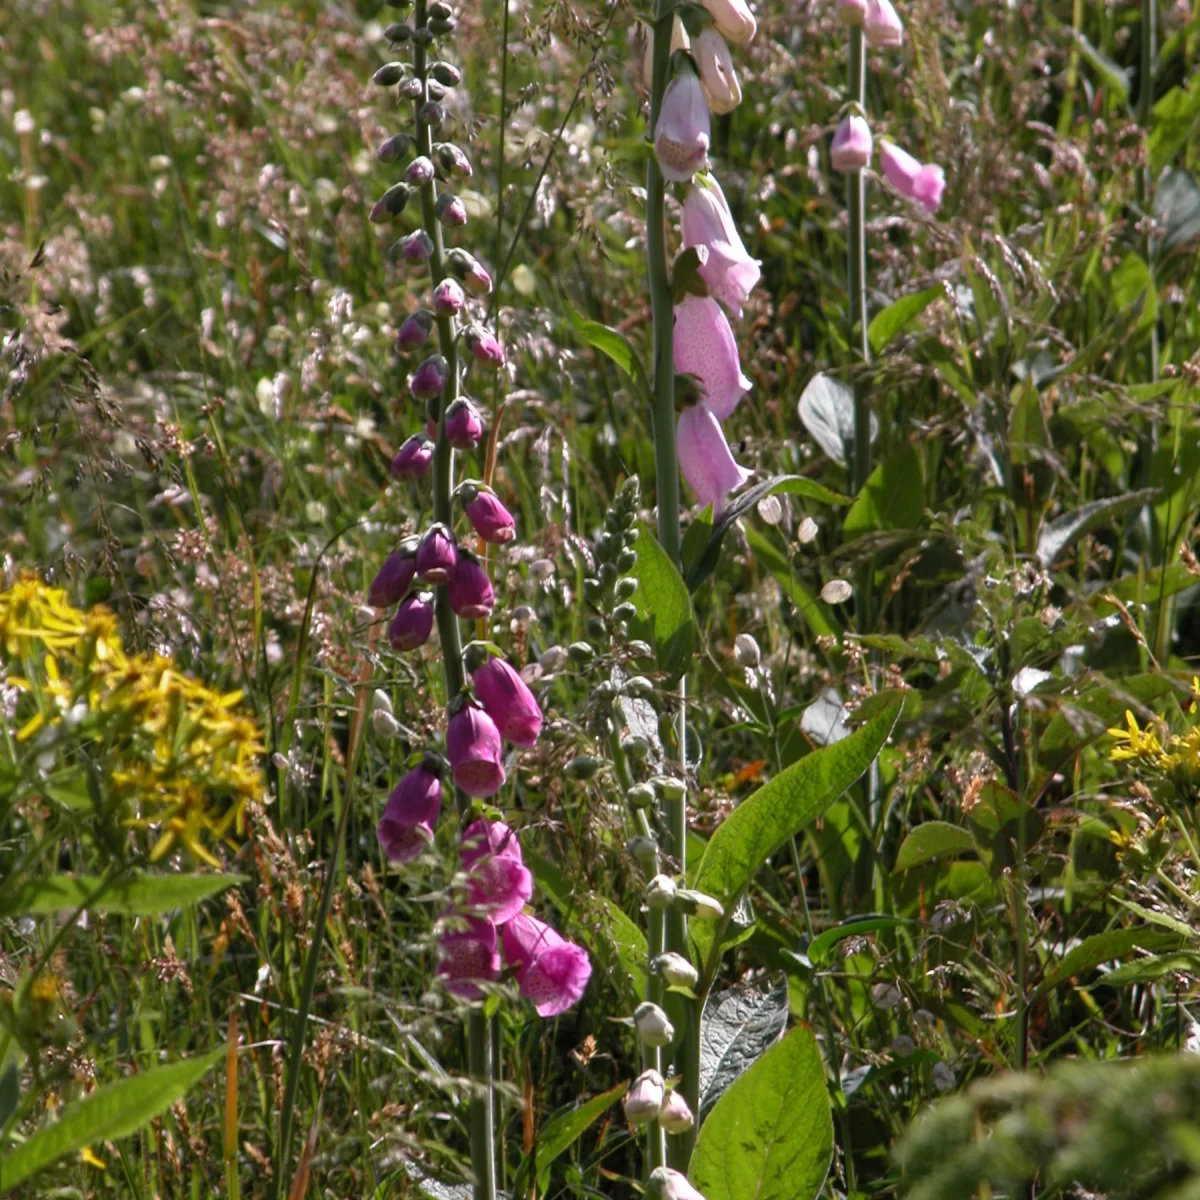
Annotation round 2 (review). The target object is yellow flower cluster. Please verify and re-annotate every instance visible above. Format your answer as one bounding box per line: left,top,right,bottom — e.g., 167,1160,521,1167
1,573,264,865
1107,681,1200,782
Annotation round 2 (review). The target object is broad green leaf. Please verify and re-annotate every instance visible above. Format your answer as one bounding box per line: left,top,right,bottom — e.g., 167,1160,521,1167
1115,899,1196,940
1149,82,1200,175
1110,252,1156,330
843,444,925,538
0,1049,224,1191
690,1026,833,1200
1035,488,1158,567
894,822,976,871
868,286,942,354
566,306,648,395
699,975,789,1116
1092,952,1200,988
1153,168,1200,258
808,915,913,965
797,373,875,468
1032,929,1183,999
0,873,244,918
632,527,696,681
681,504,715,584
744,528,839,640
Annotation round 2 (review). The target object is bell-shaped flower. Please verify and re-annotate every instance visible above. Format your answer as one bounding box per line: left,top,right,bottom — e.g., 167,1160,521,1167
410,353,450,401
500,912,592,1017
680,181,761,318
464,490,516,544
416,524,457,585
623,1068,666,1126
436,911,501,1000
445,397,484,450
879,141,945,214
433,278,466,317
694,29,742,116
396,309,435,353
677,401,751,514
446,701,506,797
674,295,751,420
659,1090,695,1134
377,761,442,863
391,433,435,479
653,67,710,184
864,0,903,47
699,0,757,46
368,545,418,608
634,1001,675,1047
463,323,506,370
460,819,533,924
471,655,542,747
831,115,873,173
388,591,435,651
447,551,495,619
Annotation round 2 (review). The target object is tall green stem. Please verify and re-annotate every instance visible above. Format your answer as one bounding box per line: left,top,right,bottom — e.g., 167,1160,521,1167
848,27,870,499
412,5,497,1197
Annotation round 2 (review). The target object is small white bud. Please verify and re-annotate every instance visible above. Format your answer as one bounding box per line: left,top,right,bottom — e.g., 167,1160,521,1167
821,579,853,605
675,888,724,920
798,516,819,544
539,644,569,673
371,708,402,738
646,874,677,909
652,952,698,989
371,689,394,715
623,1068,665,1125
932,1061,956,1092
659,1089,695,1134
634,1001,675,1047
734,632,761,668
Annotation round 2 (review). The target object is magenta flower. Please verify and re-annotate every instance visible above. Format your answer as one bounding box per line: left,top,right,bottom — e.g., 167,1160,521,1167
445,397,484,450
463,323,506,370
396,229,434,265
694,29,742,116
377,761,442,863
677,402,751,514
391,433,435,479
368,545,417,608
880,141,945,214
458,257,492,296
501,912,592,1017
446,701,506,797
416,524,457,585
388,591,435,651
471,655,542,747
831,115,873,173
433,278,466,317
410,353,450,401
698,0,757,46
464,490,516,544
460,819,533,924
396,309,435,353
436,912,502,1001
674,295,751,420
436,192,468,227
681,182,761,319
436,142,473,178
653,69,711,184
864,0,903,47
405,155,436,185
447,551,495,619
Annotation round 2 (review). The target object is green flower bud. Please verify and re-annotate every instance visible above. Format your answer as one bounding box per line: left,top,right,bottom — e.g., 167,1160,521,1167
652,952,699,989
616,547,638,571
586,616,607,640
646,873,677,908
626,782,656,809
583,578,604,605
428,15,457,34
612,602,638,624
377,132,413,162
627,835,659,866
652,775,687,801
372,62,406,86
615,577,638,600
431,61,463,86
567,641,595,665
384,22,413,41
622,675,655,699
676,888,724,920
621,734,650,760
398,76,425,99
565,754,602,780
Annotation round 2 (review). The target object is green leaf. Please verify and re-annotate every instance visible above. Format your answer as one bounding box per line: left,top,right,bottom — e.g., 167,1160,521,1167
512,1080,628,1197
894,822,977,871
1032,928,1183,999
0,874,244,918
632,527,696,681
797,373,875,467
566,306,648,395
1110,252,1157,330
681,504,715,584
0,1049,225,1191
1149,82,1200,176
1035,489,1159,567
699,975,789,1116
744,528,839,641
685,475,851,592
843,444,925,538
1092,952,1200,988
1152,169,1200,258
868,286,942,354
691,703,899,963
690,1026,833,1200
1072,30,1130,100
808,915,913,965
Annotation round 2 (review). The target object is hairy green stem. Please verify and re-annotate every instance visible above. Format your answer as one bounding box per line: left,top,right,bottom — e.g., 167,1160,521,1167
412,5,497,1197
847,28,870,498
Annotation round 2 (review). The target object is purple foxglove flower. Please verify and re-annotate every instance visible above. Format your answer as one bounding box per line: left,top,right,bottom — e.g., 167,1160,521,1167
410,353,450,401
436,911,501,1000
395,229,434,265
388,591,435,651
653,68,711,184
831,115,873,172
416,523,457,584
694,29,742,116
376,760,442,862
864,0,903,46
623,1068,666,1126
445,397,484,450
463,323,506,370
436,192,468,227
500,912,592,1017
405,155,436,185
391,432,435,479
368,544,418,608
471,655,542,747
648,1167,707,1200
396,308,435,353
681,181,762,319
659,1090,695,1134
677,401,751,514
435,141,474,178
880,141,945,214
433,278,466,317
460,820,532,924
447,701,506,797
674,294,752,420
447,551,495,619
838,0,868,22
464,490,516,544
698,0,756,45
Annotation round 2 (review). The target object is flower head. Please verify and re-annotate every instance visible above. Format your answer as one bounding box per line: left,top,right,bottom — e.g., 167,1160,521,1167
694,29,742,116
500,911,592,1017
681,179,760,318
377,761,442,862
471,655,542,747
368,545,418,608
416,524,458,585
698,0,757,45
391,433,435,479
436,911,502,1000
831,115,873,172
447,701,506,797
463,323,506,370
433,277,466,317
659,1090,695,1134
864,0,903,46
460,819,533,923
410,353,450,401
464,489,516,544
445,397,484,450
396,309,435,353
654,67,711,184
447,551,495,619
674,294,752,417
388,591,435,651
879,141,945,213
676,401,751,514
649,1167,707,1200
623,1068,666,1125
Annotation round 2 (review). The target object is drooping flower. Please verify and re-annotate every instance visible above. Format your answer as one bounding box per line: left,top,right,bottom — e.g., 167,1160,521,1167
460,819,533,924
447,551,495,619
879,141,945,214
653,68,711,184
446,701,506,797
388,591,435,651
368,544,418,608
463,323,506,370
377,760,442,862
471,655,542,747
831,115,873,173
436,911,502,1000
396,309,435,353
433,277,466,317
416,524,458,585
674,296,751,420
659,1090,695,1134
500,911,592,1017
634,1001,675,1047
391,433,436,479
648,1166,708,1200
681,179,761,318
652,950,699,989
676,402,751,514
445,397,484,450
864,0,903,47
436,192,468,227
464,490,516,544
623,1068,666,1126
838,0,868,24
396,229,434,265
698,0,757,46
693,29,742,116
410,353,450,400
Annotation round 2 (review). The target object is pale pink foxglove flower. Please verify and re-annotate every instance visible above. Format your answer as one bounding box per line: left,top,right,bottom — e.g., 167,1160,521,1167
674,295,752,419
864,0,903,46
676,402,751,514
879,141,945,213
436,912,501,1000
659,1090,695,1133
460,820,533,924
694,29,742,116
831,115,873,172
653,68,711,183
500,912,592,1017
681,178,761,318
641,15,691,91
699,0,757,46
623,1068,666,1125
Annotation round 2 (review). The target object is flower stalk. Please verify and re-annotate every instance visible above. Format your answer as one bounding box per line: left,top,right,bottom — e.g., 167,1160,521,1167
847,26,870,500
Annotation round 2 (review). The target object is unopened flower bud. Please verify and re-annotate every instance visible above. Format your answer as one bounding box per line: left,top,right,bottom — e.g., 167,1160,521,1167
370,181,411,222
372,707,402,737
648,1166,707,1200
411,25,435,47
831,115,873,173
428,15,457,35
410,353,450,401
646,874,677,908
427,80,448,102
419,100,447,128
626,782,656,809
429,0,453,17
797,516,819,544
634,1002,675,1047
464,489,516,543
734,632,761,667
417,524,458,585
369,545,419,607
405,155,435,185
652,775,686,802
621,733,649,760
565,754,602,780
539,645,569,673
394,228,434,265
384,21,413,40
838,0,867,22
372,688,395,716
616,547,638,571
396,308,436,353
659,1090,695,1134
586,616,607,639
436,192,468,226
621,675,654,700
391,432,435,479
433,277,466,317
463,323,506,370
614,577,639,602
448,550,496,619
675,889,724,920
431,61,463,87
372,62,406,87
445,396,484,450
378,131,413,162
652,952,699,989
566,641,595,665
623,1069,666,1126
435,140,473,177
864,0,903,47
389,591,435,651
398,76,425,99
